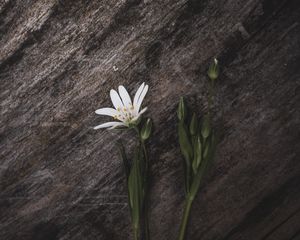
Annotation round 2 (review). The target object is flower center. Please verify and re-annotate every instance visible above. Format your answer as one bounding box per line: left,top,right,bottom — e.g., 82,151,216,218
116,105,136,123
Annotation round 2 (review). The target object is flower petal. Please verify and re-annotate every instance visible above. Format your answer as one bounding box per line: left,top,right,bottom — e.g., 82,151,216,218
133,82,145,107
138,107,147,115
108,122,127,130
93,121,125,130
136,84,148,112
95,108,118,117
118,85,132,107
132,107,147,121
110,89,124,109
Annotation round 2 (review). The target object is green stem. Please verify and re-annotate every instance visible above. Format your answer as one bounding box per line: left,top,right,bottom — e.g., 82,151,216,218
133,226,139,240
144,190,150,240
142,141,150,240
134,126,150,240
142,142,148,171
178,197,193,240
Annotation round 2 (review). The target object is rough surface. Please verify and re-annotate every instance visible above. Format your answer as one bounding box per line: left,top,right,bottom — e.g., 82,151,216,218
1,0,300,239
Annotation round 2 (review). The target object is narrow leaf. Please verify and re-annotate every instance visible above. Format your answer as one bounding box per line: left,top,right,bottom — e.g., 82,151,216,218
189,131,217,199
177,97,186,121
178,121,193,193
192,135,202,174
201,115,211,139
189,113,198,136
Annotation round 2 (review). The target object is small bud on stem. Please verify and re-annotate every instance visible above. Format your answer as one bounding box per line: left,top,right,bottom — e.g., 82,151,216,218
141,118,153,141
207,58,219,81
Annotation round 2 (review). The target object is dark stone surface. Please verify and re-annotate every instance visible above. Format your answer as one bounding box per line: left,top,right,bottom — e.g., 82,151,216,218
0,0,300,239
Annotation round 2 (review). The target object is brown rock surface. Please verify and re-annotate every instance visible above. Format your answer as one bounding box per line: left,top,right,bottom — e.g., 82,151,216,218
0,0,299,239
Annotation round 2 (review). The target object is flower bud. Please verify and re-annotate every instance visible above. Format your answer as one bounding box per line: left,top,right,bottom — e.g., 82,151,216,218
140,118,152,140
177,97,186,121
207,58,219,81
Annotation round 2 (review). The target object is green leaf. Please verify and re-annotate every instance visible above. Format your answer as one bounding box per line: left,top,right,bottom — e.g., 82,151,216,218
178,122,193,161
177,97,186,121
192,135,202,174
203,141,210,159
189,131,218,199
128,168,134,209
178,121,193,193
205,131,218,171
137,146,145,203
189,113,198,136
201,115,211,139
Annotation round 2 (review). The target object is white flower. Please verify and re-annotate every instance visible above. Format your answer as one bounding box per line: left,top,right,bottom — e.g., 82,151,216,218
94,83,149,130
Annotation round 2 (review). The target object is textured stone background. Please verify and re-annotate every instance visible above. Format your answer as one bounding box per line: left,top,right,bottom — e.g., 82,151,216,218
0,0,300,239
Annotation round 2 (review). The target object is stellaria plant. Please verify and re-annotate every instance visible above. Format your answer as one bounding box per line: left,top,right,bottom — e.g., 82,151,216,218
177,58,220,240
94,83,152,240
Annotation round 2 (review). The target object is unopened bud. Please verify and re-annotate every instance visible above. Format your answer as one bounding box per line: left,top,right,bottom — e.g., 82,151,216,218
207,58,219,81
140,118,152,140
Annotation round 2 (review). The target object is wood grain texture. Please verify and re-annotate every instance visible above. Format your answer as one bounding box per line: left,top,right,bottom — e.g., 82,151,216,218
0,0,300,239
